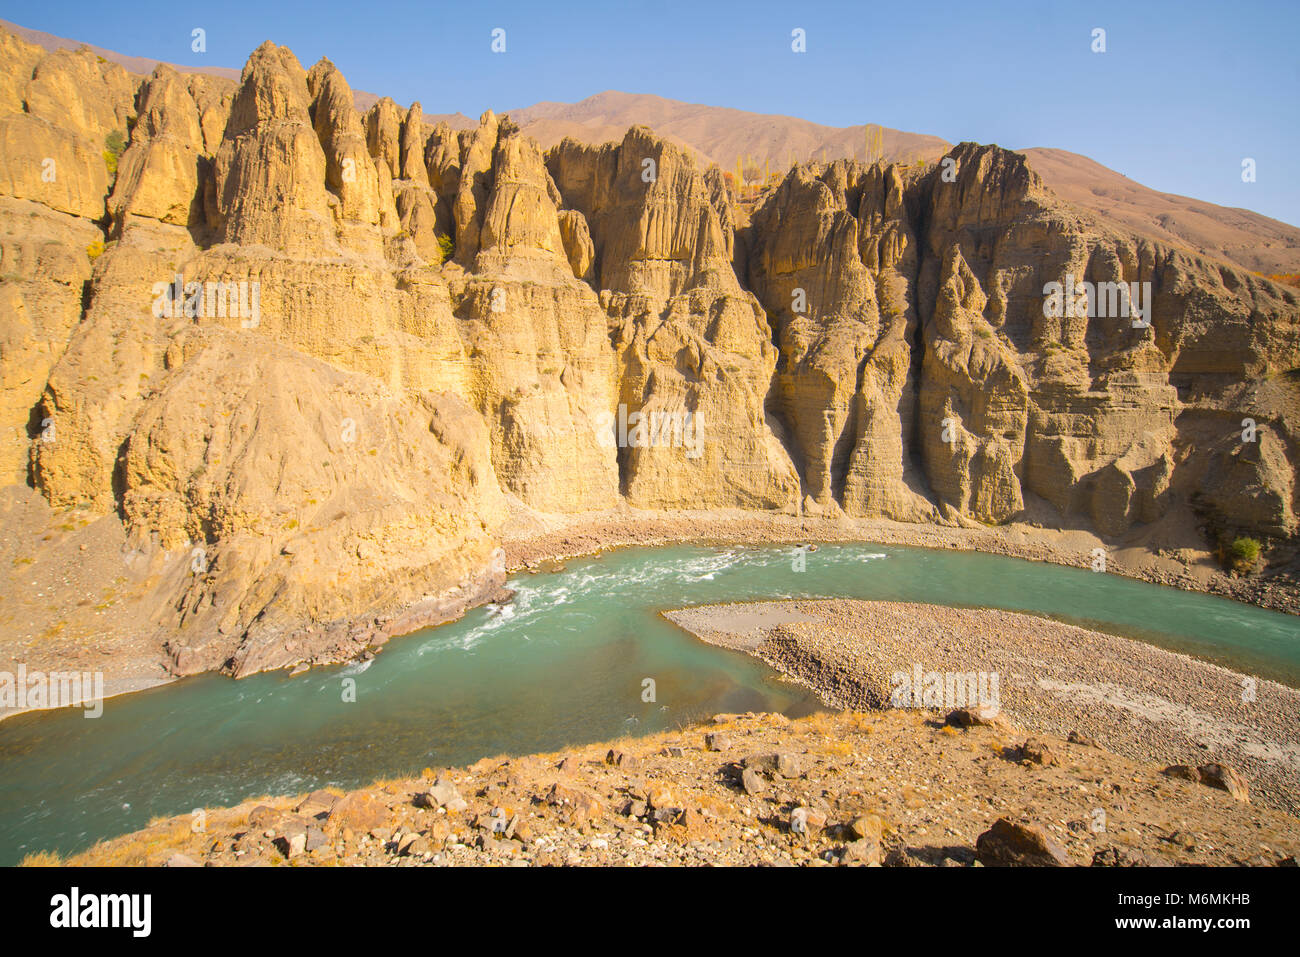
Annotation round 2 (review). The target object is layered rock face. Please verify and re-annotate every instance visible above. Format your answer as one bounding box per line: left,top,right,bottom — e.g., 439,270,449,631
443,113,620,512
746,143,1299,537
1,27,1297,675
548,128,799,509
0,33,135,484
747,160,933,520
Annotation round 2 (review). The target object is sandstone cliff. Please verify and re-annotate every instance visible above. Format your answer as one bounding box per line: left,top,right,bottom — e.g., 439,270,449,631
1,26,1297,678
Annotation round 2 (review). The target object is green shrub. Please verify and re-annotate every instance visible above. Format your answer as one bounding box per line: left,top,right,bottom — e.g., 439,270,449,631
103,129,127,177
1227,536,1262,573
436,233,455,264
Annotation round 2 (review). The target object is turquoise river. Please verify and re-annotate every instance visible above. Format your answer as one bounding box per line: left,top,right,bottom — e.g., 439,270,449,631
1,543,1297,864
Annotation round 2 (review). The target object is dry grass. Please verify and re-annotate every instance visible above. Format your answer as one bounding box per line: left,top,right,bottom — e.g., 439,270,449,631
819,737,855,758
19,849,63,867
76,820,194,867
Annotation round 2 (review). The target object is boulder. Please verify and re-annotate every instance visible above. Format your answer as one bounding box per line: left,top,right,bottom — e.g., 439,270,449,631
975,817,1069,866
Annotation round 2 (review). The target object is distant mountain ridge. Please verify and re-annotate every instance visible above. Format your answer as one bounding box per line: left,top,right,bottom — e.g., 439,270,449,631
500,90,1299,276
507,90,950,169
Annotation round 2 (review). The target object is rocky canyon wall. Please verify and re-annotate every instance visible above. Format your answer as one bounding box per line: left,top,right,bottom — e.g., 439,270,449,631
2,28,1297,674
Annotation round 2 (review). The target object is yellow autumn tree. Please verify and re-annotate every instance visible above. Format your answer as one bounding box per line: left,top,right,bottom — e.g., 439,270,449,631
864,124,884,165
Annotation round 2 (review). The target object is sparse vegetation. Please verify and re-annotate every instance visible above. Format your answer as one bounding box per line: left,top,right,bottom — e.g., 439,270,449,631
85,239,104,261
436,233,455,264
103,129,127,176
864,124,884,165
1227,536,1262,573
19,849,63,867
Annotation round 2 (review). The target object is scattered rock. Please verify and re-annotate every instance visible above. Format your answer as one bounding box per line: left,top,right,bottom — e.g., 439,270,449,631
274,830,307,860
847,814,883,843
295,789,339,819
416,781,469,813
1018,738,1059,766
304,826,328,852
1161,763,1250,802
946,704,1007,730
740,768,766,795
247,805,278,829
1198,763,1250,802
1092,846,1150,867
975,818,1069,867
840,838,882,866
605,748,638,769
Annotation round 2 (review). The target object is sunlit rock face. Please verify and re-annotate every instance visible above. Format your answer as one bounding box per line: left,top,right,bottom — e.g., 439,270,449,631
2,26,1297,674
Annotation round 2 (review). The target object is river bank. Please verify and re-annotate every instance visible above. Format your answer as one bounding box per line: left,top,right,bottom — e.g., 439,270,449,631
502,507,1300,615
3,503,1296,723
665,600,1300,816
49,708,1300,867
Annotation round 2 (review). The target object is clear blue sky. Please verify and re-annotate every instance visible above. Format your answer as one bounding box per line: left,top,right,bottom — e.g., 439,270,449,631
5,0,1298,226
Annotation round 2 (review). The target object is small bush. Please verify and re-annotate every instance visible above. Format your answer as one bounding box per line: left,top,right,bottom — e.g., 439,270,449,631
436,233,455,264
103,129,127,177
85,240,105,261
1227,536,1262,573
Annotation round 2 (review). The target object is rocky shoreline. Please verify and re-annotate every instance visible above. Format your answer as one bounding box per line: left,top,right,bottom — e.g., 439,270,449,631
665,599,1300,815
36,595,1300,867
49,708,1300,867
